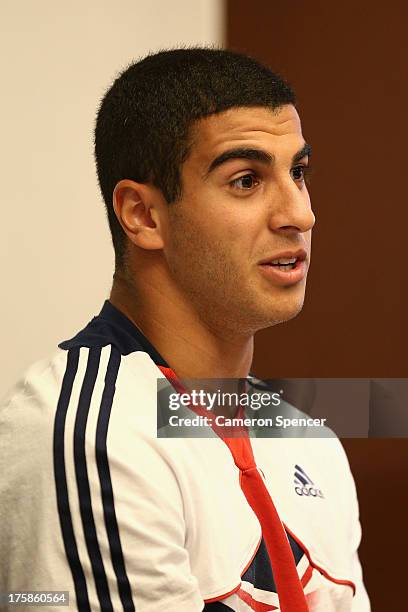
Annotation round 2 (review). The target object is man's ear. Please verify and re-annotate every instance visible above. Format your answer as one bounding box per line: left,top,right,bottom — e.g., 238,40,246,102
112,179,166,250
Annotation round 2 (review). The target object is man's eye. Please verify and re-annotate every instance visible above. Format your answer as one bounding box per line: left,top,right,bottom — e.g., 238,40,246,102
290,164,310,182
230,173,260,190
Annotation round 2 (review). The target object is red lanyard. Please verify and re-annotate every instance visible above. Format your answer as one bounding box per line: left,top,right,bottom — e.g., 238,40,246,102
158,366,309,612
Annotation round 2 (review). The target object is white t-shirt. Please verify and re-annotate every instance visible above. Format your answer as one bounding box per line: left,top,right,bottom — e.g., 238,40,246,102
0,301,370,611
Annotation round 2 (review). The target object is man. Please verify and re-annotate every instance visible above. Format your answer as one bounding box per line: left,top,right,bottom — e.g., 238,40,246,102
0,48,370,610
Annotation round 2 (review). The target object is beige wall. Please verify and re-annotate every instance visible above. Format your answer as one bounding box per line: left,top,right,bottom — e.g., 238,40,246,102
0,0,225,395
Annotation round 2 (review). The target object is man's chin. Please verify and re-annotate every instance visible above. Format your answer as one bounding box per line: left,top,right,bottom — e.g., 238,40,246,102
258,298,305,330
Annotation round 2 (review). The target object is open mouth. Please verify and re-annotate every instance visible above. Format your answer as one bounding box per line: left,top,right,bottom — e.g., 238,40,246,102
265,257,298,271
257,250,307,284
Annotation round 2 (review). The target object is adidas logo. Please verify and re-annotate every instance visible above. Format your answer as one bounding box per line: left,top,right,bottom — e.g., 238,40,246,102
294,464,324,498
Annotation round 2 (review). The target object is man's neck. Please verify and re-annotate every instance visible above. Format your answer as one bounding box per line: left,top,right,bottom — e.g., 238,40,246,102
109,274,254,380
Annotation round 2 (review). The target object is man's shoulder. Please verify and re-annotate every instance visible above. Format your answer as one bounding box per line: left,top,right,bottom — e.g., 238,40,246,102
0,323,170,500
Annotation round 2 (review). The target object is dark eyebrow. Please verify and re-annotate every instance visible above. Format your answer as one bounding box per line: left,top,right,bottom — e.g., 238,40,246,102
205,148,273,178
204,142,312,179
292,142,312,164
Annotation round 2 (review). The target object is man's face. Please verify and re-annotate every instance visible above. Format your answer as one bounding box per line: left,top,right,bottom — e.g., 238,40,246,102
162,105,315,336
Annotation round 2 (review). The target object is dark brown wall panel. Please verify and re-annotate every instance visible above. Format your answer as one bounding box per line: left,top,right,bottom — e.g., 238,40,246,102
227,0,407,378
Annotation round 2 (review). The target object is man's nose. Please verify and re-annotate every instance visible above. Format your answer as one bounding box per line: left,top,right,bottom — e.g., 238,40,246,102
267,182,315,233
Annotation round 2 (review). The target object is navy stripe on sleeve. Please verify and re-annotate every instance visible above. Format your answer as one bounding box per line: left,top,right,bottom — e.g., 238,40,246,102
53,347,91,612
74,347,114,612
96,346,135,611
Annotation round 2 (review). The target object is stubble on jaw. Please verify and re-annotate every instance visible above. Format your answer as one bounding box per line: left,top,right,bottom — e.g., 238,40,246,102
164,205,307,338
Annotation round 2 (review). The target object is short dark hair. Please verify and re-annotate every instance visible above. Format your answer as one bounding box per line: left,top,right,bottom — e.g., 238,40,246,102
94,46,296,267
